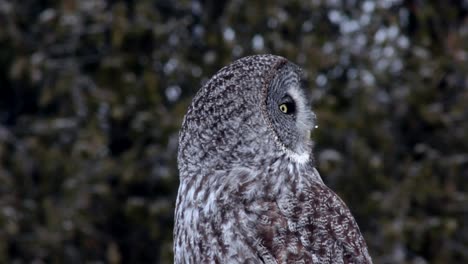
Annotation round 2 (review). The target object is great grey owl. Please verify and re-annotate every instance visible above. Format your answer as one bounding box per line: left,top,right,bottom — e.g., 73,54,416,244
174,54,372,263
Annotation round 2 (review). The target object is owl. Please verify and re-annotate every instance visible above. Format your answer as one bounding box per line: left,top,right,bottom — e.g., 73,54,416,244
174,54,372,263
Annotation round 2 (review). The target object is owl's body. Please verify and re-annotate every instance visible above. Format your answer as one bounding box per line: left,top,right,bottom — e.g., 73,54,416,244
175,55,372,263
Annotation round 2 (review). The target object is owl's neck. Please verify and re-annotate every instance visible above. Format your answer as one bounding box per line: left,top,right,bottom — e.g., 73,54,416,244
178,153,323,211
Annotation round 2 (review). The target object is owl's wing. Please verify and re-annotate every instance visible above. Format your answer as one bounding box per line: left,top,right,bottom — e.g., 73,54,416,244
255,182,372,264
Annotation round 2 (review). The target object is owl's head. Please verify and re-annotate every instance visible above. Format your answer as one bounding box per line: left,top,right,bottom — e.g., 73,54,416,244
178,54,316,176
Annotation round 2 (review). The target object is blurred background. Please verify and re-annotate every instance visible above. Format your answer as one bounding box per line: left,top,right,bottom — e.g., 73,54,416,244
0,0,467,263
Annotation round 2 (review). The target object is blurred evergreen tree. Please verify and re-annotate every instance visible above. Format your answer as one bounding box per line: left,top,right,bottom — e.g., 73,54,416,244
0,0,466,263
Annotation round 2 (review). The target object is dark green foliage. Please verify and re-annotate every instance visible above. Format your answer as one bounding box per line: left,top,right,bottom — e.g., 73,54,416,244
0,0,467,263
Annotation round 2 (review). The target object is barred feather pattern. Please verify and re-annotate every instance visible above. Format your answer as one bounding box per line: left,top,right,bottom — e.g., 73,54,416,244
174,54,372,264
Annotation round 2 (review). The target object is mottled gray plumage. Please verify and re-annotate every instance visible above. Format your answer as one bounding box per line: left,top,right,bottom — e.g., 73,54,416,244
174,54,372,263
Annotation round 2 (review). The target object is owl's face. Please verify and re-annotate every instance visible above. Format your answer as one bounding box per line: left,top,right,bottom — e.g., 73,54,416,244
264,63,316,164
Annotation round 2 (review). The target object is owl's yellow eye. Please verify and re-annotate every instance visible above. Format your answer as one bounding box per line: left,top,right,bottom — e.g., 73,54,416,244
279,104,288,113
279,96,296,115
